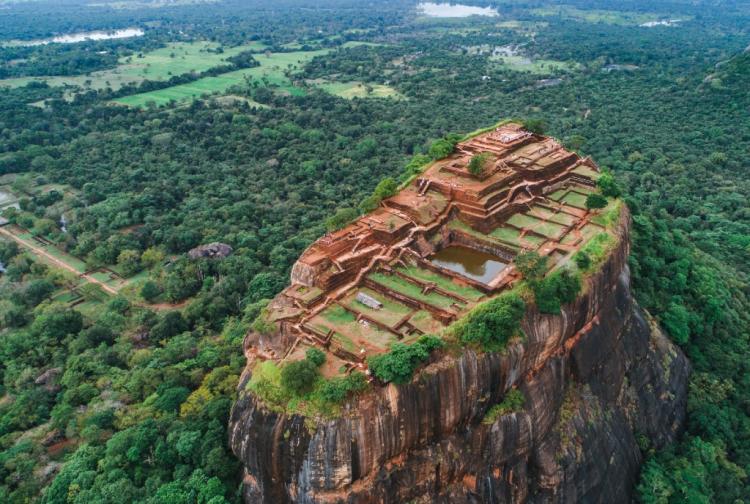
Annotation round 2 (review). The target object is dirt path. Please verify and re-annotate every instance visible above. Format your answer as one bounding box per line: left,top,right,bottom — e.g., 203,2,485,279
0,227,118,295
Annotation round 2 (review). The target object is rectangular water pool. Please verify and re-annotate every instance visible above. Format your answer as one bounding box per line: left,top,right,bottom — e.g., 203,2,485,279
429,245,506,285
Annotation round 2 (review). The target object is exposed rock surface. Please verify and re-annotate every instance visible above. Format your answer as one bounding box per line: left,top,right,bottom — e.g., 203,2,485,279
187,242,233,260
229,213,690,503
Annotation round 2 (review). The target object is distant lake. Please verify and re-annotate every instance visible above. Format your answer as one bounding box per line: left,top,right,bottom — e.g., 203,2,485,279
418,2,498,18
4,28,144,47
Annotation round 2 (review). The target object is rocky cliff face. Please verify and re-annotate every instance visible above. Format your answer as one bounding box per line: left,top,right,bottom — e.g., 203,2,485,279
229,212,690,503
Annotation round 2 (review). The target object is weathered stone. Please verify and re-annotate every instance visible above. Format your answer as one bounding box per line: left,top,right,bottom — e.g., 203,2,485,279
229,214,690,503
187,242,233,260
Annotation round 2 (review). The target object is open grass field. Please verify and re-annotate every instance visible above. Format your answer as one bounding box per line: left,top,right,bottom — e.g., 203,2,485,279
114,42,385,107
491,55,578,74
530,6,673,26
315,80,401,99
113,48,330,107
0,41,267,91
572,165,601,179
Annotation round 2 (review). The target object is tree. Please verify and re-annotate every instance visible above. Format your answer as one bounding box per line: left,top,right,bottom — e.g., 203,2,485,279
428,138,454,159
368,336,443,384
141,247,165,269
305,347,326,367
325,207,358,232
515,251,548,284
280,359,319,396
141,280,162,303
585,193,608,210
452,292,525,349
468,152,491,177
117,249,142,277
597,172,621,198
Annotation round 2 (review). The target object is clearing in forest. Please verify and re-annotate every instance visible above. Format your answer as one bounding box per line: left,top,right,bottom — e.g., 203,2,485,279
0,41,266,91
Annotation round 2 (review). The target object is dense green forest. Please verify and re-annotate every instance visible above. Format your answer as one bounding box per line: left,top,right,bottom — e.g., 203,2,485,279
0,0,748,502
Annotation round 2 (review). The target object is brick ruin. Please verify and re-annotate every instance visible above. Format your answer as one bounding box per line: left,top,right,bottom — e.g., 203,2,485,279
251,122,608,378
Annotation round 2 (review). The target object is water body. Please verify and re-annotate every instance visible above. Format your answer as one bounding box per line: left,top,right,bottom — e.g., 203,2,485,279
5,28,144,47
418,2,498,18
430,246,506,284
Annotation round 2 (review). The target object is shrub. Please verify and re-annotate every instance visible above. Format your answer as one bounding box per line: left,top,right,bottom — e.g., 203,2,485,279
585,193,608,210
402,154,431,178
280,359,319,396
483,388,525,424
452,291,526,350
368,335,443,384
534,269,581,314
428,138,455,160
515,251,548,283
574,251,591,270
305,348,326,367
597,172,621,198
251,308,275,335
373,177,398,200
522,118,546,135
317,372,368,403
141,280,162,302
325,207,358,232
468,152,491,176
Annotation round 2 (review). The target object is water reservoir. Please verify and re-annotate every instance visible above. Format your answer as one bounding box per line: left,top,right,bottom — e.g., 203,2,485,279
430,245,506,284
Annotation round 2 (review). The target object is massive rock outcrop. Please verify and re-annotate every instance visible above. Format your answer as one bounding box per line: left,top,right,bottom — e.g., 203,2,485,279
229,211,690,503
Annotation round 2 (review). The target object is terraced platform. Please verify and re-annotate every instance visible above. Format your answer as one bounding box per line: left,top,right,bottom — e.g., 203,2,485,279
254,122,610,378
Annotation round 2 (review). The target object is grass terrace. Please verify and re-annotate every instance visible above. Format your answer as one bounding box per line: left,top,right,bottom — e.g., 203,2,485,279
507,213,567,239
341,287,412,327
397,263,485,301
308,303,398,352
368,271,462,311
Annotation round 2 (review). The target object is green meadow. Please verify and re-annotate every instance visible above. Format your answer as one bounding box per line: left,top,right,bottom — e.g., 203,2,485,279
0,40,266,90
314,80,401,99
113,48,329,107
530,5,679,26
113,42,392,107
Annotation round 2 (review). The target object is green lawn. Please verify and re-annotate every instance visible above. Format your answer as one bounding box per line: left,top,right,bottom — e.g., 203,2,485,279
562,191,588,209
113,48,330,107
0,41,267,91
530,6,673,26
491,54,579,74
398,265,484,301
490,226,523,248
341,288,412,327
310,303,398,351
548,188,567,201
368,272,460,311
315,80,401,99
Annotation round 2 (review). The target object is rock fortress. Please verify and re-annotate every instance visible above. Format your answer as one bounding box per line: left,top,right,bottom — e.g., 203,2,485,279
229,121,689,504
